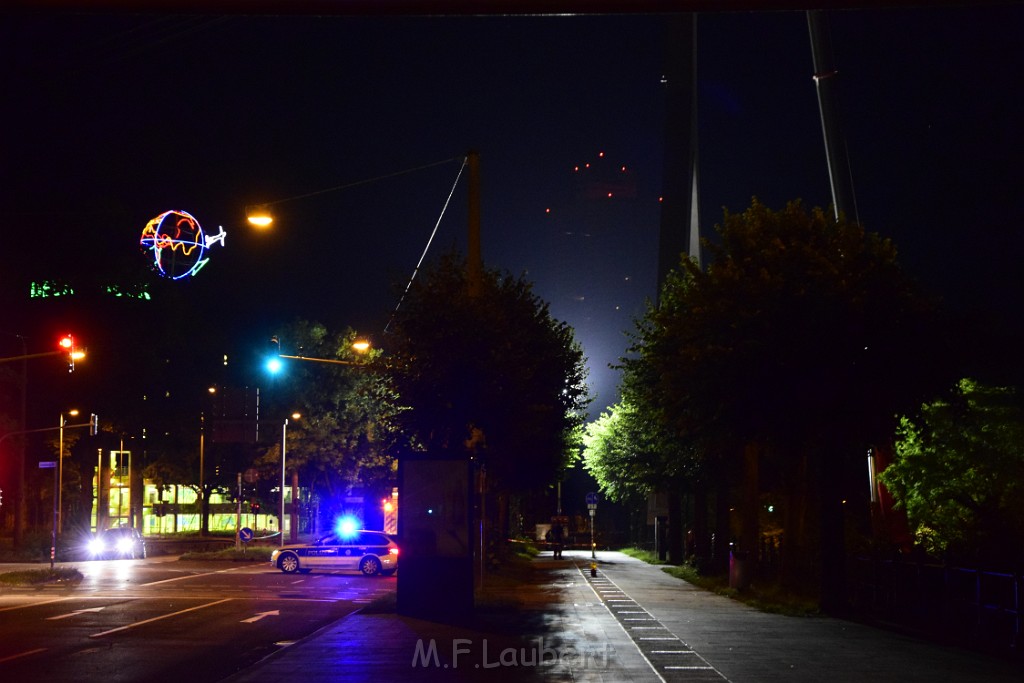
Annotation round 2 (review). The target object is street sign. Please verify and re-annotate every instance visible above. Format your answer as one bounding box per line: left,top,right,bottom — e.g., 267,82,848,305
586,492,598,505
238,527,254,543
39,461,57,469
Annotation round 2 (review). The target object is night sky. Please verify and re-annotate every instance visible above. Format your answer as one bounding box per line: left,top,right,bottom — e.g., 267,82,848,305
3,4,1022,418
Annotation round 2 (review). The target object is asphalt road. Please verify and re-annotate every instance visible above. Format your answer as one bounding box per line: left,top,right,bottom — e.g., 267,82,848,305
0,555,395,682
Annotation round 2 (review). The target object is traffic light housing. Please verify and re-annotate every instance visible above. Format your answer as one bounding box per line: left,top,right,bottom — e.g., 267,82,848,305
90,413,99,436
58,334,75,371
266,335,283,374
58,333,85,372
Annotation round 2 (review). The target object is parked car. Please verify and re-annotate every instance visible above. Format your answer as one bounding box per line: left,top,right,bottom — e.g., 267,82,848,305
87,526,147,560
270,530,398,576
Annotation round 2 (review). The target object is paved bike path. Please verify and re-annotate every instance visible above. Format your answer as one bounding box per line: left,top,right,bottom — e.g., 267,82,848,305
227,549,1022,682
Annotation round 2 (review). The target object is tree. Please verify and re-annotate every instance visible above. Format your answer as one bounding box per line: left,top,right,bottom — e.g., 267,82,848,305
880,379,1024,566
625,198,939,604
259,320,398,533
583,402,655,505
383,252,589,501
583,395,712,559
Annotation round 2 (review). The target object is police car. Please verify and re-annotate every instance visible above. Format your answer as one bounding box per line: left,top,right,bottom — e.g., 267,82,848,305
270,530,399,576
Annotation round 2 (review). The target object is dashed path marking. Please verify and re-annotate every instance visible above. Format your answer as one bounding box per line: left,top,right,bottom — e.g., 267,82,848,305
577,563,730,683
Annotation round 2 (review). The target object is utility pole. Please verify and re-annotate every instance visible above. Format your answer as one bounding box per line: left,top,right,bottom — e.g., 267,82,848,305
235,472,242,550
466,149,482,298
808,9,858,224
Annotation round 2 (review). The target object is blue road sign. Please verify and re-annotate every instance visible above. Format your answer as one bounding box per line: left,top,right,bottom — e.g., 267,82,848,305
239,527,254,543
586,492,598,506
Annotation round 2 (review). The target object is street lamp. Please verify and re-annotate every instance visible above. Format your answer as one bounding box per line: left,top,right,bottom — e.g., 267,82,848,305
280,412,301,546
58,409,79,534
198,385,216,536
245,204,273,228
245,157,459,232
267,337,372,372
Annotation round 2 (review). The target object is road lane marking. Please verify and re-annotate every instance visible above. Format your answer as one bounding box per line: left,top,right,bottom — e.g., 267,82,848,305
240,609,280,623
89,598,232,638
0,648,47,664
47,606,106,620
0,597,69,613
666,666,716,670
578,564,732,682
139,566,249,587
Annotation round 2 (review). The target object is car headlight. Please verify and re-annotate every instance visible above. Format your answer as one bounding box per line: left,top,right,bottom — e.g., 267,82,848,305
116,537,134,554
88,538,106,556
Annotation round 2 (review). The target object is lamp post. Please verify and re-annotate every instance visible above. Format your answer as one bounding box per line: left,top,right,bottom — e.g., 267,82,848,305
280,413,300,546
198,386,216,536
2,333,86,548
58,409,79,534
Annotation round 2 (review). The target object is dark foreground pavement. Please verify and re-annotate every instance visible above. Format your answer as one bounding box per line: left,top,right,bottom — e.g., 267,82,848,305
225,550,1022,682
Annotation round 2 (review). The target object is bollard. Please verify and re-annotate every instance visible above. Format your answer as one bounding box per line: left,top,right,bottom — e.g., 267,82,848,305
590,561,597,577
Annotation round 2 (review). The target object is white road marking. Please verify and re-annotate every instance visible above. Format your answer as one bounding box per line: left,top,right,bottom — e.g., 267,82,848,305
139,566,249,587
89,598,232,638
0,648,47,664
240,609,280,623
0,597,69,612
47,606,106,620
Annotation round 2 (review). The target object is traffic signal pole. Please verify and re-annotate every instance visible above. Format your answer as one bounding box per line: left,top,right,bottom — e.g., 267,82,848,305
2,334,86,547
0,350,66,363
235,472,242,550
1,416,97,562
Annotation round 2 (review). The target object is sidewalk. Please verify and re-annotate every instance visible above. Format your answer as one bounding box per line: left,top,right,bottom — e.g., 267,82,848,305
226,550,1022,682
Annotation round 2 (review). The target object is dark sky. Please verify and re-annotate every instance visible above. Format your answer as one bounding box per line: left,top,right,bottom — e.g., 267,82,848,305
3,5,1022,416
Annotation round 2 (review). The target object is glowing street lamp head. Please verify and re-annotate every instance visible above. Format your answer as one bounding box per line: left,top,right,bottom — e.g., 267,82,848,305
352,339,371,353
246,205,274,228
266,357,283,374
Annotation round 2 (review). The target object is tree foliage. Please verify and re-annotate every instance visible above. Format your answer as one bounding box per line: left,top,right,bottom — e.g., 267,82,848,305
582,402,652,503
382,252,589,493
880,379,1024,565
261,320,398,502
583,399,702,503
616,198,940,588
633,198,937,449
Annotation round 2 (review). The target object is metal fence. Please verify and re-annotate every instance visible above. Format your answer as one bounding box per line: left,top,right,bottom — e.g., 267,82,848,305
849,556,1023,657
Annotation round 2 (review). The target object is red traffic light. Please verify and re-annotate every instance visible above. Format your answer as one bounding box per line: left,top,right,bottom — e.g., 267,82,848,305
58,334,84,372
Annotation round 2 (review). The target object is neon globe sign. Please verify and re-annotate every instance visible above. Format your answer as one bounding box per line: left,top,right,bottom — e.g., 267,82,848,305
140,209,226,280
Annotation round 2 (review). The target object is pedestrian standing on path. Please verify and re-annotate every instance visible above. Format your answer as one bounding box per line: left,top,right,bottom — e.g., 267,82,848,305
548,521,565,559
